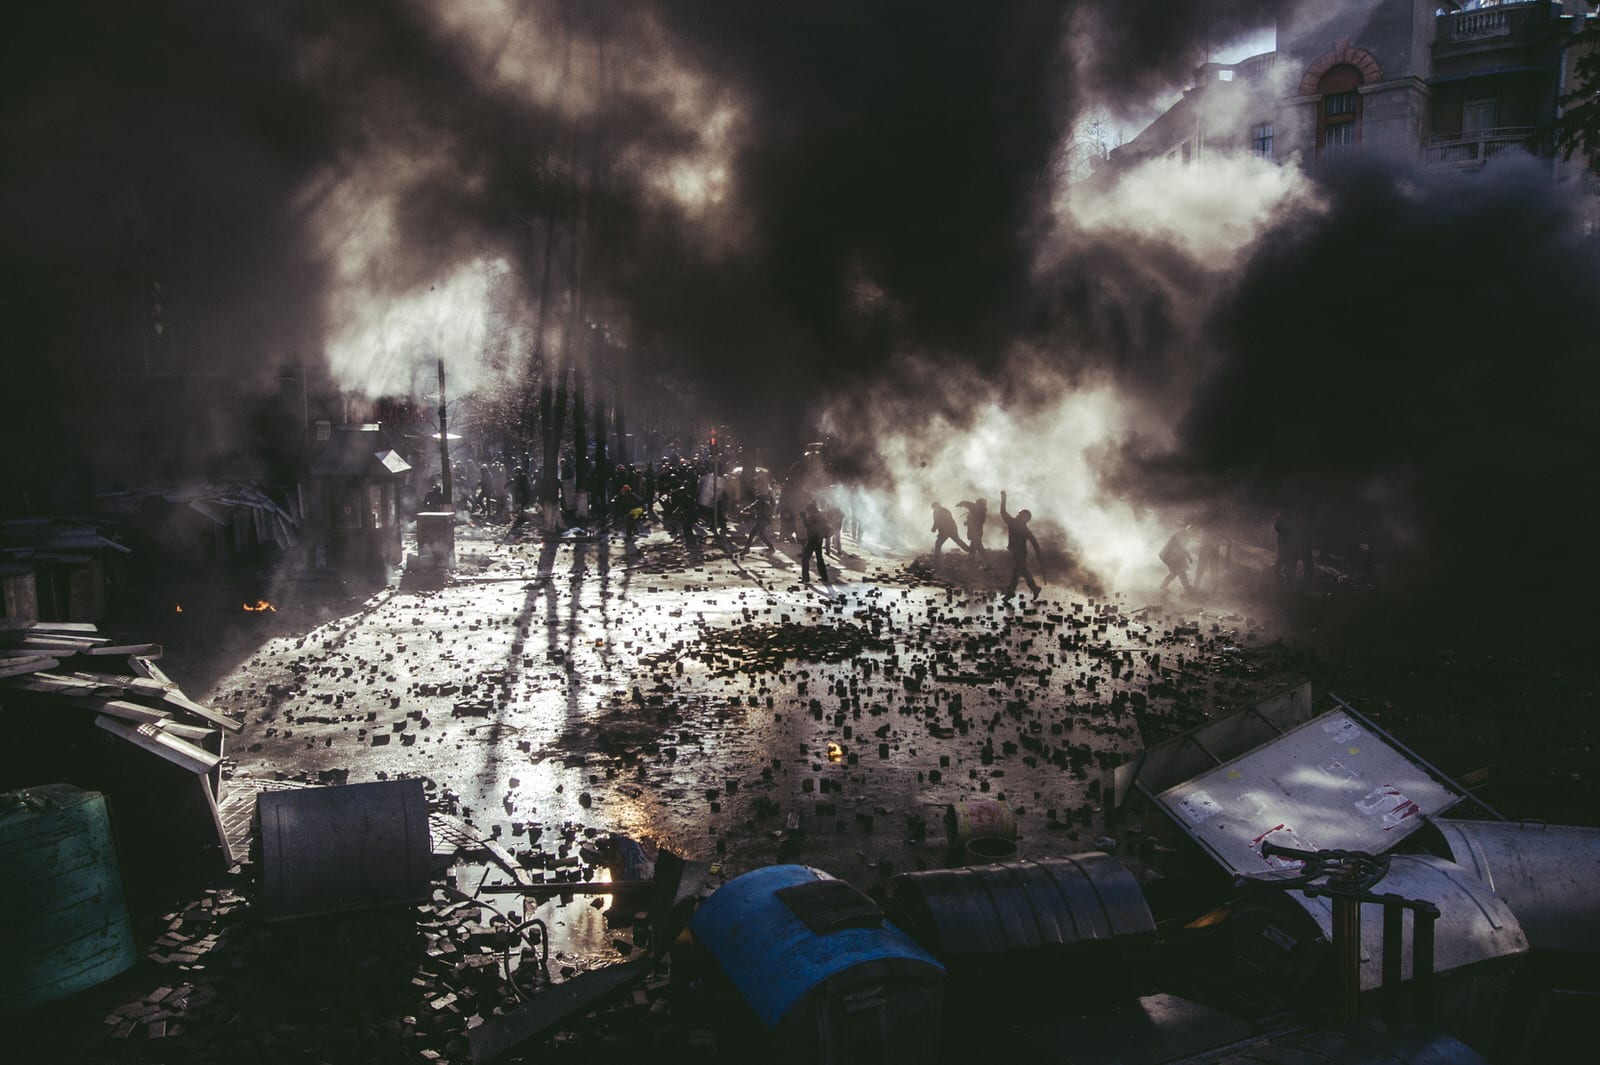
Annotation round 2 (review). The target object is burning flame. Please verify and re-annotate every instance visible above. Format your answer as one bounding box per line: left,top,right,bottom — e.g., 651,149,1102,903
826,742,843,763
242,600,277,613
175,604,183,614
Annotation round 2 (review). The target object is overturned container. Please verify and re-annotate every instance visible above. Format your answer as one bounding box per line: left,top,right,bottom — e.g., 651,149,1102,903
0,784,139,1012
688,865,944,1065
1430,818,1600,956
886,853,1155,1002
1222,855,1527,1047
254,778,432,921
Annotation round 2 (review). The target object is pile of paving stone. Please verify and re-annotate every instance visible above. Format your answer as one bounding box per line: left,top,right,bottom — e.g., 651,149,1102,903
648,619,892,678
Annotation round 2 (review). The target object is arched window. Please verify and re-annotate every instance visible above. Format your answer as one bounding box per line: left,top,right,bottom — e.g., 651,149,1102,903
1316,65,1363,156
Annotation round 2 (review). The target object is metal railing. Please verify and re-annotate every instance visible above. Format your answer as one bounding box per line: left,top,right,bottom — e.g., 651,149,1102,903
1235,52,1278,82
1436,2,1556,46
1421,125,1537,166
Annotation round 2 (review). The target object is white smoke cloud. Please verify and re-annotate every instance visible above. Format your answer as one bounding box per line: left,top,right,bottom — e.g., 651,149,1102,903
828,372,1164,590
1057,151,1322,269
826,146,1322,596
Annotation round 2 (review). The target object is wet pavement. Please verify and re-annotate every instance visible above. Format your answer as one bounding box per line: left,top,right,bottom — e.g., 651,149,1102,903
20,518,1597,1063
203,522,1308,971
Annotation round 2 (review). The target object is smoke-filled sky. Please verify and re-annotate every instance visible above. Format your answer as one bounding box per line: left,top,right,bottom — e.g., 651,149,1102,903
5,0,1598,622
2,1,1279,423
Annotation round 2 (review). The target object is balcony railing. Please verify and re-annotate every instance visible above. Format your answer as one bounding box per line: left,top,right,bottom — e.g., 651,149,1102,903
1421,125,1537,166
1235,52,1278,82
1435,2,1556,47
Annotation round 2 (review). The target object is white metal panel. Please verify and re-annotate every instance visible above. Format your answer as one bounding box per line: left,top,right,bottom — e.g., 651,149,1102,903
1157,709,1463,875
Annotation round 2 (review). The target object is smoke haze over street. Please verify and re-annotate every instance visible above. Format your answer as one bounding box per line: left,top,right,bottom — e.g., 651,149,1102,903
5,0,1597,624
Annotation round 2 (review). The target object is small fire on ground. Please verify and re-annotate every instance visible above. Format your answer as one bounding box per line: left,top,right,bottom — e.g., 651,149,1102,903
242,600,277,613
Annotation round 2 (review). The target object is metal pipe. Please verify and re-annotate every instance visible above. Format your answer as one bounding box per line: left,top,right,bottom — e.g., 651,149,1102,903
1382,898,1405,1021
1413,905,1438,1024
1331,896,1363,1023
437,358,454,509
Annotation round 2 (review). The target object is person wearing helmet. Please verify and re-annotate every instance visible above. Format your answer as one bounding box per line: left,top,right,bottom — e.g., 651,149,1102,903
614,483,644,541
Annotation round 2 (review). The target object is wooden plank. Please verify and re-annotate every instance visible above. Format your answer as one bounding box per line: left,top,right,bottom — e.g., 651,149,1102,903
0,655,60,679
63,671,170,699
84,643,164,658
26,621,103,634
95,716,220,774
21,634,111,652
160,688,244,735
130,657,176,687
7,673,121,699
155,720,214,742
74,698,170,725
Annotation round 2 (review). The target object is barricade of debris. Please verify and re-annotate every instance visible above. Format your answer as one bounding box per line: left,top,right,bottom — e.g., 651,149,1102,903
0,617,238,926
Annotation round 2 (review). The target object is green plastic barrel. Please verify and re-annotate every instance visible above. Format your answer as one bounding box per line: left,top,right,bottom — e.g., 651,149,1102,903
0,784,139,1012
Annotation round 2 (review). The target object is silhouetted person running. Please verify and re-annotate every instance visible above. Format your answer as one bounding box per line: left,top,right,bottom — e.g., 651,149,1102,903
743,493,776,553
999,490,1044,598
1160,527,1194,594
930,502,967,562
957,498,988,565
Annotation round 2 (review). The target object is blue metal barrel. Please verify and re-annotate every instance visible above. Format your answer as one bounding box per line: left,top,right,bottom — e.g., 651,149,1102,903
690,865,944,1063
0,784,139,1012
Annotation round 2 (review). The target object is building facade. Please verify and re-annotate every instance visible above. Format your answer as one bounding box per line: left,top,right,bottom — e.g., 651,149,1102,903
1110,0,1596,177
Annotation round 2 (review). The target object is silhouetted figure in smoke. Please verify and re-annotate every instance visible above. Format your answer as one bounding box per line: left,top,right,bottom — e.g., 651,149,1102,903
999,491,1044,598
824,500,845,557
511,468,532,527
672,487,700,547
613,484,643,542
1193,527,1228,591
743,493,776,553
930,502,967,562
801,501,829,584
1274,510,1315,586
422,482,446,510
778,485,800,544
477,468,503,520
957,498,988,564
1160,527,1194,594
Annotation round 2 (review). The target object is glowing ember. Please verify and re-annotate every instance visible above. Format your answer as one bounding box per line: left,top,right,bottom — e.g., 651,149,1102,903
175,604,183,613
242,600,277,613
826,742,843,763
